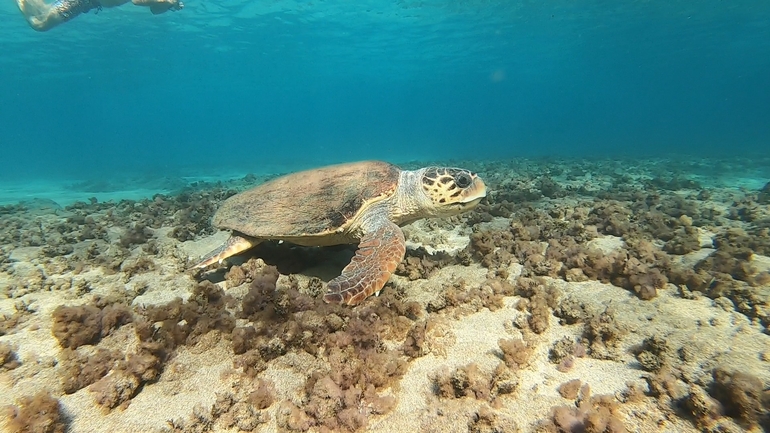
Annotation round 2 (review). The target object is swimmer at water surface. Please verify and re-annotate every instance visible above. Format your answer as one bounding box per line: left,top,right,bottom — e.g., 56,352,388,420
17,0,183,31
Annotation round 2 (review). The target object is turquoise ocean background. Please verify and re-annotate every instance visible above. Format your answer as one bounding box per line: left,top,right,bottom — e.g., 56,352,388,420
0,0,768,183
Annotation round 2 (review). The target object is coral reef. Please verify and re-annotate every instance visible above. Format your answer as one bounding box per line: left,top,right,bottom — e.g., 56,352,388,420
3,391,67,433
230,260,417,431
433,362,517,403
557,379,582,400
0,341,20,371
582,307,627,361
167,379,276,432
709,368,769,429
0,156,768,432
59,347,116,394
51,303,132,349
468,405,519,433
549,337,585,373
633,336,669,372
539,384,626,433
498,338,533,370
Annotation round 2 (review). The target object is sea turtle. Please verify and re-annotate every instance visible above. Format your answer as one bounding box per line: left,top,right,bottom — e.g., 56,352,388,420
191,160,486,305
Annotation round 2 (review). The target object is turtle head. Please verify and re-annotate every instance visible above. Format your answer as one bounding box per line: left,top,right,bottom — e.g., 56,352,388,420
419,167,487,216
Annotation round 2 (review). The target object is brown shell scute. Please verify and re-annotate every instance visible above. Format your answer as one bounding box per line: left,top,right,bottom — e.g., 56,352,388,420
212,161,401,237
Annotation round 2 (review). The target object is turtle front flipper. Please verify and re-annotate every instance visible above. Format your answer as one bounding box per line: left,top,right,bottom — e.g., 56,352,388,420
324,219,406,306
189,235,258,270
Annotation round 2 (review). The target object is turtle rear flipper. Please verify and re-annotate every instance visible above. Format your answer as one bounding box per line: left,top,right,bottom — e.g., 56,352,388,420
323,219,406,306
189,235,258,270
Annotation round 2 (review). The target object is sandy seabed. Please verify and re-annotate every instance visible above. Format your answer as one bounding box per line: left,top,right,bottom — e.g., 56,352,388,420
0,156,769,433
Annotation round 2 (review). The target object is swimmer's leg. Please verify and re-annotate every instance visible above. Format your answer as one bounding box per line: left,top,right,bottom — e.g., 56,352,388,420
17,0,52,31
17,0,101,31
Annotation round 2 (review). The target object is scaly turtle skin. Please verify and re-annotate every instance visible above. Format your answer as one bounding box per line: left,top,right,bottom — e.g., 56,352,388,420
192,160,486,306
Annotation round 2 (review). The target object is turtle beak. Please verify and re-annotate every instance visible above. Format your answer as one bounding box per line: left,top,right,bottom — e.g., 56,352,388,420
460,178,487,204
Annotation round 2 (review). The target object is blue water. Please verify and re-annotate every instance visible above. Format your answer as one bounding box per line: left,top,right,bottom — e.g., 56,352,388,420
1,0,769,182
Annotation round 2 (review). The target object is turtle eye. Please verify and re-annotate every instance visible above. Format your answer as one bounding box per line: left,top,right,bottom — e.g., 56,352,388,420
455,173,472,188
